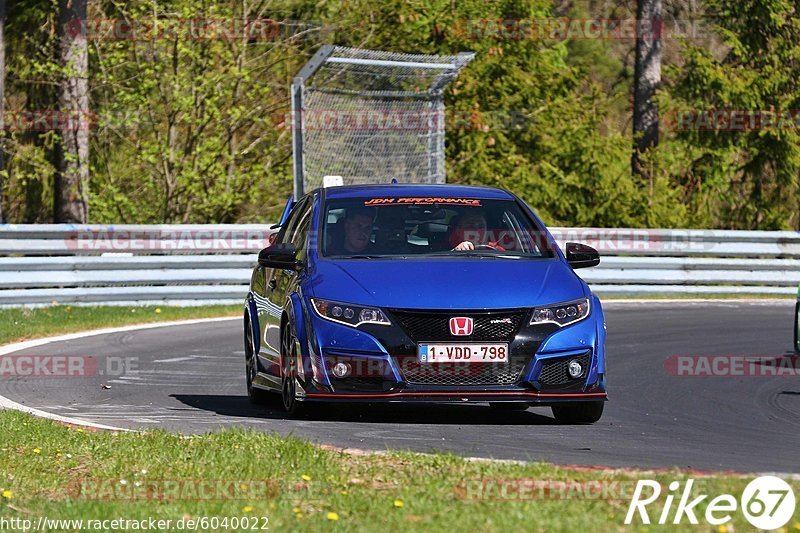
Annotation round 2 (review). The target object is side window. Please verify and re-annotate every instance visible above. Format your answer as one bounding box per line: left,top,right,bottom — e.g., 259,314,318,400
290,202,313,259
276,198,309,245
323,207,347,255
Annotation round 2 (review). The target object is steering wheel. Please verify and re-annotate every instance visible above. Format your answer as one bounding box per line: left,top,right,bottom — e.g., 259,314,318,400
451,243,499,252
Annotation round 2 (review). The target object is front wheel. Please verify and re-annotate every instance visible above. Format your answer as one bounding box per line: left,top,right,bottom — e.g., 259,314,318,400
281,319,309,418
551,401,604,424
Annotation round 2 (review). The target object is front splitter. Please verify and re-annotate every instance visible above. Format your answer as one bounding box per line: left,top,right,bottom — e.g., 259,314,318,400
302,390,607,404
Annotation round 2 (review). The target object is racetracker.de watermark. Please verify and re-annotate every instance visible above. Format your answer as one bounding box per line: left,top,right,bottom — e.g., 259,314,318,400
454,479,666,501
320,356,514,379
63,228,273,252
664,355,800,377
0,355,138,379
68,479,278,501
2,110,94,132
458,18,716,40
671,109,800,132
1,516,269,532
549,228,715,254
271,109,529,132
67,18,317,41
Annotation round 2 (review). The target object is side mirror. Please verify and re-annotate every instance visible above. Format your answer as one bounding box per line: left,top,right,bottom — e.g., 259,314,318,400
565,242,600,269
258,243,301,270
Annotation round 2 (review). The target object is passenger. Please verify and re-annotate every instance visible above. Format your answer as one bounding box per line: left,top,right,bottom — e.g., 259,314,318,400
448,211,505,251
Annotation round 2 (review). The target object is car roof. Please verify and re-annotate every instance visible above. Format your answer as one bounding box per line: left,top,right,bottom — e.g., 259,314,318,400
321,183,514,200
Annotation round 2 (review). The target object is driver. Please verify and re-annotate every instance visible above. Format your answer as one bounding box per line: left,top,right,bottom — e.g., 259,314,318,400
329,207,375,255
448,211,505,251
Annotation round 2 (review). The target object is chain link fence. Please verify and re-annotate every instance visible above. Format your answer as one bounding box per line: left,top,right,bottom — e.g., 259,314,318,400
291,46,474,195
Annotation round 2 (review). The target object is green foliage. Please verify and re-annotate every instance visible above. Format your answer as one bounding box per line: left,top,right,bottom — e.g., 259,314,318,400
326,0,654,227
2,0,60,222
1,0,797,228
2,139,56,222
661,0,800,229
87,0,322,223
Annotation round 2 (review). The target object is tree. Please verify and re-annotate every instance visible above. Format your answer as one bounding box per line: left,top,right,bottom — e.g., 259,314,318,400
88,1,319,223
55,0,88,223
632,0,662,176
664,0,800,229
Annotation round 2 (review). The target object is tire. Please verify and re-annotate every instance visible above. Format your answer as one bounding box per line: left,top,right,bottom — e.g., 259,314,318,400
244,316,272,405
489,402,530,411
794,302,800,354
281,318,309,418
551,401,604,424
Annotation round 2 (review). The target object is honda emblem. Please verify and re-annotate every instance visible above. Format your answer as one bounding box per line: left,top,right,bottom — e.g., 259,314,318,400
449,317,473,336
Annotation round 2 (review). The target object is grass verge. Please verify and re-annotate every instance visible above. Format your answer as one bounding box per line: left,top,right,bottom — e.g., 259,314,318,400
1,410,796,532
0,306,797,531
0,305,240,345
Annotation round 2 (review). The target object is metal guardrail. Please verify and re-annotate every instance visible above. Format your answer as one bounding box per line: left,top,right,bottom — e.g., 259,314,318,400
0,224,797,306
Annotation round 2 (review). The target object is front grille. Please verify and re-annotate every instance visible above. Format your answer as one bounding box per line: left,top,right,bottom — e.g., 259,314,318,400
537,352,592,386
331,377,393,392
396,356,527,386
390,309,526,342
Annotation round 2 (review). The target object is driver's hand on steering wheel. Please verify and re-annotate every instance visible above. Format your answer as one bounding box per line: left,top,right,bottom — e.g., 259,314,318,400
454,241,499,251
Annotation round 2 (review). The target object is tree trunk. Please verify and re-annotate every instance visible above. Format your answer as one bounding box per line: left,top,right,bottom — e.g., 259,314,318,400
0,0,5,223
632,0,662,177
55,0,89,223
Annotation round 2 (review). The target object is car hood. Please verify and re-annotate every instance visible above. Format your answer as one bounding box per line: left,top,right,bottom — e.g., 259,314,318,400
307,258,586,310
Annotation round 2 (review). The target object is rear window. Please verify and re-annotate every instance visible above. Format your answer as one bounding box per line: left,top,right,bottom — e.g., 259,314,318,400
320,196,555,258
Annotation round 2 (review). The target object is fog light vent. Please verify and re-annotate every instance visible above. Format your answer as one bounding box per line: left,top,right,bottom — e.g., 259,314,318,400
567,360,583,379
332,362,351,378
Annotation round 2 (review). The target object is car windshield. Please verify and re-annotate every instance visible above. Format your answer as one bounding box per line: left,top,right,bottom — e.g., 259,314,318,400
321,196,556,258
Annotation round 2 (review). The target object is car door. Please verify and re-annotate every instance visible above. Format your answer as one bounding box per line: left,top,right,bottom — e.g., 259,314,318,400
254,197,307,380
259,196,313,380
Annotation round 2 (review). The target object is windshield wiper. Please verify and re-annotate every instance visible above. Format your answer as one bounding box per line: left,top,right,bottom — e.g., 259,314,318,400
458,252,523,259
423,251,524,259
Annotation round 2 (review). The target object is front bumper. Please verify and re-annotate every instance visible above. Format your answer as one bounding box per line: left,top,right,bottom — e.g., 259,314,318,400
302,302,606,402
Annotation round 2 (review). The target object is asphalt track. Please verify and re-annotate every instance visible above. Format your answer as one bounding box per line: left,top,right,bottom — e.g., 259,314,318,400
1,301,798,473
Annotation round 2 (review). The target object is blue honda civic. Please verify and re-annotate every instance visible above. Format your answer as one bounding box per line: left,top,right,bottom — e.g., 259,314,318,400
243,184,607,423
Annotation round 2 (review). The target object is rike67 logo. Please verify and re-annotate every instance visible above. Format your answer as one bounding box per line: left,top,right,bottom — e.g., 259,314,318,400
625,476,796,529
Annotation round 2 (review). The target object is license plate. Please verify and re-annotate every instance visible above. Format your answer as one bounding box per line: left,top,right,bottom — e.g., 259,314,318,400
417,343,509,363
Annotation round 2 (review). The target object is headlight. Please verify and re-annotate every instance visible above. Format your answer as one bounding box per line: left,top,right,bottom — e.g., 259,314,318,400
310,298,391,327
530,297,590,327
